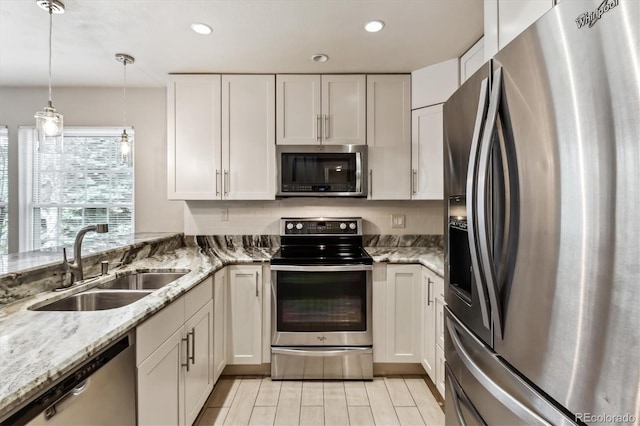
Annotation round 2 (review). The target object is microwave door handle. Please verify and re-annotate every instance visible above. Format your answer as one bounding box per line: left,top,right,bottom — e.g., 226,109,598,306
477,67,504,337
466,76,491,331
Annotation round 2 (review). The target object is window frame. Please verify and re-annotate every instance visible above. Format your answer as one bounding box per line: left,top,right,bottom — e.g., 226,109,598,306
19,126,135,252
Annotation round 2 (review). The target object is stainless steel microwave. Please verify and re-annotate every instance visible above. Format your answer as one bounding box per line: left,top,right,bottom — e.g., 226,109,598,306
276,145,367,197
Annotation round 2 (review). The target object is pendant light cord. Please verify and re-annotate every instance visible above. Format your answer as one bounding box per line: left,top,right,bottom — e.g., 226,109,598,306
48,5,53,104
123,61,127,129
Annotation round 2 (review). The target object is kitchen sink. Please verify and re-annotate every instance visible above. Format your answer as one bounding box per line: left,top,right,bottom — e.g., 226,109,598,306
97,271,188,290
31,290,152,312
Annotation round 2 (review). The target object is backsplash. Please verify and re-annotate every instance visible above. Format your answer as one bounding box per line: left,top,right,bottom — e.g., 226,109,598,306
184,199,445,235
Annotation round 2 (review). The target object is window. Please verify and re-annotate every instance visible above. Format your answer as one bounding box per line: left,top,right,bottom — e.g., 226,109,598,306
20,127,134,251
0,127,8,254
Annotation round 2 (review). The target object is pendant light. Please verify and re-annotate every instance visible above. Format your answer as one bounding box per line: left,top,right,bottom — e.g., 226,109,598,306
34,0,65,145
115,53,134,165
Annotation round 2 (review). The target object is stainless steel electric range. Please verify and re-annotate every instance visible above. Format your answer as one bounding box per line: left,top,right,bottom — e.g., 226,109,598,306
270,217,373,380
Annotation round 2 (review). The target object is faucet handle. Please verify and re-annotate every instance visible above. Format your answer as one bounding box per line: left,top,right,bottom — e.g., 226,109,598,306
62,247,68,263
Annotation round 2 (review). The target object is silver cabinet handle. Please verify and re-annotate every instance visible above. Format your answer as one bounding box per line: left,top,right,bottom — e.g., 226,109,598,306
316,114,321,142
369,170,373,197
427,277,433,306
324,114,329,141
189,328,195,365
216,170,221,196
255,271,259,297
181,335,190,372
224,170,229,196
412,169,417,195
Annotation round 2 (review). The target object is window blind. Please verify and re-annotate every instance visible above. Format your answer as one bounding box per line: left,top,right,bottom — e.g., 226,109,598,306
0,127,8,254
21,127,134,251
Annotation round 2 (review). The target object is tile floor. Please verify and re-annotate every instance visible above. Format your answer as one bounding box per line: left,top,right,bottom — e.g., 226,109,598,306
195,376,445,426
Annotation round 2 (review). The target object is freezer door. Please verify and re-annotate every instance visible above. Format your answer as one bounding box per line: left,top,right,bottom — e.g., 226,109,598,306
445,309,576,426
488,0,640,421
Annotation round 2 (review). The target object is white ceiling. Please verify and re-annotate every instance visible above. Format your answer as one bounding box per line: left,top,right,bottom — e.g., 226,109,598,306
0,0,483,88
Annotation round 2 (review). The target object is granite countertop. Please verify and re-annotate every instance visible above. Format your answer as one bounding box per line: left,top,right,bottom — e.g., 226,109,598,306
0,239,441,419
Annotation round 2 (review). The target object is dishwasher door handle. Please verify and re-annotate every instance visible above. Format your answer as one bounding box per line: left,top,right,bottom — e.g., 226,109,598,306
43,379,90,420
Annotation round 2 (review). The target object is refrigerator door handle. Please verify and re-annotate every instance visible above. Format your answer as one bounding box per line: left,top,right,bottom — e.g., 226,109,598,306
447,317,552,425
465,76,491,331
477,67,504,337
446,366,487,426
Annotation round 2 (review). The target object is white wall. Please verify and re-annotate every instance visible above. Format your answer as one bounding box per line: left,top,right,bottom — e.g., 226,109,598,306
0,86,183,252
185,199,444,235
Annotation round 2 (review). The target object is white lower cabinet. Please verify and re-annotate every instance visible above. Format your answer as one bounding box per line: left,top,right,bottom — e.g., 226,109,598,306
213,268,227,383
421,267,437,380
227,265,263,365
384,264,422,362
136,277,214,426
421,266,446,399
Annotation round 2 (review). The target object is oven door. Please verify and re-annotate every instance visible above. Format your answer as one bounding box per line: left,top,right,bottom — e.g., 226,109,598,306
270,264,372,347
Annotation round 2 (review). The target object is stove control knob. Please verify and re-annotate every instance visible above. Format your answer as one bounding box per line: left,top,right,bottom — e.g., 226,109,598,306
340,223,347,230
349,222,357,230
295,223,303,230
286,223,294,230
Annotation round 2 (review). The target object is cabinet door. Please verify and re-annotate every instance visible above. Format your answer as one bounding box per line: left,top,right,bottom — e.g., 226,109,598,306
436,345,446,399
222,75,276,200
228,265,263,365
460,37,485,84
321,75,366,145
385,264,422,363
436,297,445,350
276,75,321,145
184,302,214,426
372,263,387,363
421,268,437,380
367,75,411,200
168,75,222,200
213,268,227,383
137,328,185,426
411,105,444,200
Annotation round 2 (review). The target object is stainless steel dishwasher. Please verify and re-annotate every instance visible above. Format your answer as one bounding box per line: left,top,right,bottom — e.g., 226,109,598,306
2,333,136,425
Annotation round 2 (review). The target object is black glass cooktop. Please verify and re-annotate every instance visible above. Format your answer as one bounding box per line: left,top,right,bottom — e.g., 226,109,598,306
271,245,373,266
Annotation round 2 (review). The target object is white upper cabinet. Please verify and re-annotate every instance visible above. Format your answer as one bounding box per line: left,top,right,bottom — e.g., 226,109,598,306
222,75,276,200
168,74,275,200
411,59,459,109
367,74,411,200
411,104,444,200
276,75,322,145
277,74,366,145
168,75,222,200
460,37,485,83
485,0,554,60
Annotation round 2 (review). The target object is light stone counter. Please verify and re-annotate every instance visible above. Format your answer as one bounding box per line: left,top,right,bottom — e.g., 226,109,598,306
0,235,442,419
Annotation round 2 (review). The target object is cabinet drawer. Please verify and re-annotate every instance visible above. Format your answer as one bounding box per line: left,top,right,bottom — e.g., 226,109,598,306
436,298,445,350
436,345,446,399
137,297,185,365
435,275,444,298
185,276,213,320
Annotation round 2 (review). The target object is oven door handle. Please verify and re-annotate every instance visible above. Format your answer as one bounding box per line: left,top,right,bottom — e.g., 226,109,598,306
270,265,373,272
271,347,372,357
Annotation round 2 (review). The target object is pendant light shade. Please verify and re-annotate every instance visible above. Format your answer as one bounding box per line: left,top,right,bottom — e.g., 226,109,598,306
34,0,65,147
116,53,135,165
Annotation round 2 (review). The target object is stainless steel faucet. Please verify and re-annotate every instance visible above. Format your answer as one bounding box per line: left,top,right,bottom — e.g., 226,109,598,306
61,224,109,284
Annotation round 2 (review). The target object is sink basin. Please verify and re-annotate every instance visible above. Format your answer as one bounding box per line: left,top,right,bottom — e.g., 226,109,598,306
98,271,188,290
32,290,152,312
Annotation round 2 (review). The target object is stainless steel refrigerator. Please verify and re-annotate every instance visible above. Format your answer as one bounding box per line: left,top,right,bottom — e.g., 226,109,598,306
443,1,639,424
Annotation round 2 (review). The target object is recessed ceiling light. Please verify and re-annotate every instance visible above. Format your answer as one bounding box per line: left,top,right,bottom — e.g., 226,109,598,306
364,20,385,33
191,23,212,35
311,54,329,63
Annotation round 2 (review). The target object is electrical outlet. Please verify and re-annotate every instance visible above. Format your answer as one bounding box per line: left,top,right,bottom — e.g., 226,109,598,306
391,214,405,228
221,208,229,221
